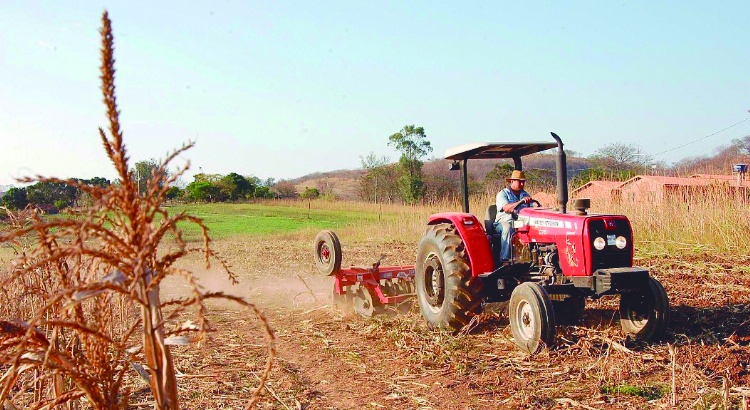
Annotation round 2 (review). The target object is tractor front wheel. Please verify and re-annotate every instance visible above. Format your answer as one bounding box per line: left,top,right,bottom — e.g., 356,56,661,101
619,277,670,341
415,223,483,331
509,282,556,354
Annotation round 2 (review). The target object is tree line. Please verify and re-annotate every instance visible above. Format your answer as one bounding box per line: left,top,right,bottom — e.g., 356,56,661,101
0,160,285,212
5,130,748,211
1,177,111,213
357,126,750,204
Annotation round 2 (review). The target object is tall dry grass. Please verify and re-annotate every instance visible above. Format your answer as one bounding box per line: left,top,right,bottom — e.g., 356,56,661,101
299,185,750,259
590,188,750,257
0,11,274,410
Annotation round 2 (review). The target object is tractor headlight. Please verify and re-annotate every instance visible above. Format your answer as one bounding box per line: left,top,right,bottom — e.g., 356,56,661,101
593,237,606,250
615,236,627,249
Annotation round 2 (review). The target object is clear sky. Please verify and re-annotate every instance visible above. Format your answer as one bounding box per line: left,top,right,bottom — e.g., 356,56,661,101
2,1,749,187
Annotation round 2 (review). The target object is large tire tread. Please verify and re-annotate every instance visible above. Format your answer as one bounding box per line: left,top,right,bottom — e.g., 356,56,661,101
509,282,556,354
620,277,670,341
416,223,484,331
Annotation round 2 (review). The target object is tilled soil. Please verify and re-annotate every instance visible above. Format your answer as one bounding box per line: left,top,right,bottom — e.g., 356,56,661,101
158,242,750,409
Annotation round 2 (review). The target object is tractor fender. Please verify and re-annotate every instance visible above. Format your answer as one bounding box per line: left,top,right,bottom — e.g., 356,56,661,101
427,212,494,278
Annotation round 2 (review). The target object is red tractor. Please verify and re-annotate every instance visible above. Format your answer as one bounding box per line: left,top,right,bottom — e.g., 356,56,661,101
415,133,669,353
314,133,669,354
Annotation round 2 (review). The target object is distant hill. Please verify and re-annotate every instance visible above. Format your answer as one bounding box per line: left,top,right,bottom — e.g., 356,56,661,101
290,153,592,201
290,169,365,200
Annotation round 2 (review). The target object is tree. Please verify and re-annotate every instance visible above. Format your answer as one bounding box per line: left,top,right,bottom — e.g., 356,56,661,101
248,176,275,199
165,186,183,200
253,186,274,199
589,143,651,172
315,179,335,197
73,177,112,208
388,125,433,203
185,181,221,202
131,159,165,195
484,163,515,193
1,187,28,210
300,187,320,199
26,181,77,208
218,172,255,201
731,135,750,155
273,180,298,199
359,152,394,203
83,176,111,187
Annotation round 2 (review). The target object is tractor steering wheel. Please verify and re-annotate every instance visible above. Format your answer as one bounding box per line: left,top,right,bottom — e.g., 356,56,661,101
513,199,541,211
511,199,541,219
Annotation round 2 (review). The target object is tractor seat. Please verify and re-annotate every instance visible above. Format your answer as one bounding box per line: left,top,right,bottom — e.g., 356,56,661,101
485,204,503,266
484,204,498,235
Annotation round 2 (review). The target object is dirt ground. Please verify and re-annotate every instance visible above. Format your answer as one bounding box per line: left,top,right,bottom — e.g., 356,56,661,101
155,236,750,409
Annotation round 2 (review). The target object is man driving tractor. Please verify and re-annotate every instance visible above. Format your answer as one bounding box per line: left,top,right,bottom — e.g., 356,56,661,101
494,170,534,262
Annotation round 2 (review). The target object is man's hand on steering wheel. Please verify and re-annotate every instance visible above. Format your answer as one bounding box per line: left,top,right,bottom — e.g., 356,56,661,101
513,198,542,213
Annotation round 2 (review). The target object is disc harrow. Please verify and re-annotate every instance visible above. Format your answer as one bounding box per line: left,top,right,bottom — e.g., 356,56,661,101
313,230,415,317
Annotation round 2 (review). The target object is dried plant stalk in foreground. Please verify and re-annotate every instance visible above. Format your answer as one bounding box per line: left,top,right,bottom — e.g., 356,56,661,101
0,11,274,410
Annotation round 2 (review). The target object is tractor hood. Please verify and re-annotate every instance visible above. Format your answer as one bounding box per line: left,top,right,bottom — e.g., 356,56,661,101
515,207,635,276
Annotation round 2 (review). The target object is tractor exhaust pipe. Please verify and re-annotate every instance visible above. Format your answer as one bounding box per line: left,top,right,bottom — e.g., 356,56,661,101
550,132,568,214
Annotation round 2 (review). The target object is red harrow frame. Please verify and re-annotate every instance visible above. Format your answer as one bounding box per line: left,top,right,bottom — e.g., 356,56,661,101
313,230,416,316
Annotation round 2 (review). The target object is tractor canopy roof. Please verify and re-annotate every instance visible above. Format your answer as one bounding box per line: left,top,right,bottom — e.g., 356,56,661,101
444,142,557,160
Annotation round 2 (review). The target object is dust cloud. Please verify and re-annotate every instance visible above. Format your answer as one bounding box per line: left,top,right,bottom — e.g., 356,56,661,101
160,264,334,312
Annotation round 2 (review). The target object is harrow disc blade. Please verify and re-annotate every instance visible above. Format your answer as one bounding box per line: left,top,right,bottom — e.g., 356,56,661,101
352,285,382,318
331,282,354,314
393,279,416,314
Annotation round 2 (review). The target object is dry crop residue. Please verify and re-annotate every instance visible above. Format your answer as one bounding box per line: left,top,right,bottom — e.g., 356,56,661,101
164,237,750,409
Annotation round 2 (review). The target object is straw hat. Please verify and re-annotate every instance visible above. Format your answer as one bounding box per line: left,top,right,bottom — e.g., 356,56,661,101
506,170,526,182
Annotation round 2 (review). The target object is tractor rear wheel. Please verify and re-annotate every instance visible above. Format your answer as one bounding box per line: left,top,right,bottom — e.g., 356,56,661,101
415,223,483,331
619,277,670,340
509,282,556,354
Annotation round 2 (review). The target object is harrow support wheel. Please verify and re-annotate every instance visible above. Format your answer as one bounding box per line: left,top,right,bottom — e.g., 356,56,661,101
509,282,556,354
415,223,483,331
313,230,342,276
619,277,670,341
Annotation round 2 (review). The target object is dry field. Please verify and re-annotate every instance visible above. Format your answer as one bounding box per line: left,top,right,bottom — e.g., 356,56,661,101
149,198,750,409
4,195,750,409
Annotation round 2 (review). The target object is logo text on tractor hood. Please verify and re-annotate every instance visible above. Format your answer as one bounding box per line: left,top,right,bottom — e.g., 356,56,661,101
529,218,565,228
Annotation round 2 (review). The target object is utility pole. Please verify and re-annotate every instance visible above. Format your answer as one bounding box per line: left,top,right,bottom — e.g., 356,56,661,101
136,166,141,196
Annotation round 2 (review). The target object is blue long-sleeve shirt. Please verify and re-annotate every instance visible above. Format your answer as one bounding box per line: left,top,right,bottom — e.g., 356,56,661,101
495,188,530,224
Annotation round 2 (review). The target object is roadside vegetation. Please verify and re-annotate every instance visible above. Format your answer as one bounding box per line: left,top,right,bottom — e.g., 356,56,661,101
5,134,749,215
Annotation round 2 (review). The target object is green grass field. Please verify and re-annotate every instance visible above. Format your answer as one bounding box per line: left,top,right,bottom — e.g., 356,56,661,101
168,202,393,239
